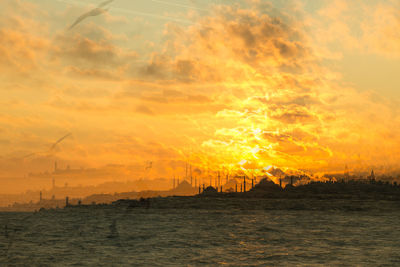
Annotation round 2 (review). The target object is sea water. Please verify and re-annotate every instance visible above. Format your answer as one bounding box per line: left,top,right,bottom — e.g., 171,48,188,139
1,199,400,266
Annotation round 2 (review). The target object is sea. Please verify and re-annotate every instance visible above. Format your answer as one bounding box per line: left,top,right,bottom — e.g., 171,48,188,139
1,198,399,266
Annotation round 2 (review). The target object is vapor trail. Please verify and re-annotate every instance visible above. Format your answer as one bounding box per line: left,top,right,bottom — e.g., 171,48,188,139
150,0,208,12
112,7,196,25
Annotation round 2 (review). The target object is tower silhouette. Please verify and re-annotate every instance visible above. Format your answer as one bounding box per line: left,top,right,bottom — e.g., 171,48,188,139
370,169,375,181
190,165,192,186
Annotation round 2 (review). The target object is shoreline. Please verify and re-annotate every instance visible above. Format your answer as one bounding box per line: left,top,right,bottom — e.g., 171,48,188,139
2,179,400,212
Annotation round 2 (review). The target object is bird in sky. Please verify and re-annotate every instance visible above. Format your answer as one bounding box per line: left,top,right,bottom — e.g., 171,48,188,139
17,133,72,160
69,0,114,30
50,133,72,151
145,161,153,171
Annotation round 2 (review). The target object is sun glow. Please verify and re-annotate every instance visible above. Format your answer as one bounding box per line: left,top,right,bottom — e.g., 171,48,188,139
0,0,399,194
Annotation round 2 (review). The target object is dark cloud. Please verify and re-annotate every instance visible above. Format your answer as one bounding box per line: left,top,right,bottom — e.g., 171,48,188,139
163,89,184,98
135,105,154,115
66,66,120,80
54,35,118,66
262,132,291,142
176,60,196,80
52,28,137,77
266,95,321,107
134,5,312,83
187,95,211,103
193,168,202,175
271,110,316,124
140,54,170,78
229,23,256,47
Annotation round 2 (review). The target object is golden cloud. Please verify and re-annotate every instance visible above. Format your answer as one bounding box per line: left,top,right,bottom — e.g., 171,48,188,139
0,0,399,186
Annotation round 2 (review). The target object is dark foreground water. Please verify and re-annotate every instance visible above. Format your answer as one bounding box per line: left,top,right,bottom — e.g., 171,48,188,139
1,199,400,266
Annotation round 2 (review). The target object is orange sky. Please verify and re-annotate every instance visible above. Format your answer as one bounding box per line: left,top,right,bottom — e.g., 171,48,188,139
0,0,399,192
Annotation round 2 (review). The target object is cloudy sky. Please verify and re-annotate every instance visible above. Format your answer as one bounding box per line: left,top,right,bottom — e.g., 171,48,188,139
0,0,399,190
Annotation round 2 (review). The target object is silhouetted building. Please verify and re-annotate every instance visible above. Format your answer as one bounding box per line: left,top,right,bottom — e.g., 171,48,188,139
224,179,237,192
251,178,281,192
171,180,196,195
201,186,218,195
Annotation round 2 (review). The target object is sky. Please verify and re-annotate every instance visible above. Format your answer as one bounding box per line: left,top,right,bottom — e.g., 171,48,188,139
0,0,399,192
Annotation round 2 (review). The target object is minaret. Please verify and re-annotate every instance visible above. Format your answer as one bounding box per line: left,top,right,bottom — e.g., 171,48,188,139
185,162,188,180
54,161,58,172
243,176,246,192
52,177,55,190
190,165,193,186
218,171,220,188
